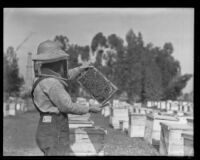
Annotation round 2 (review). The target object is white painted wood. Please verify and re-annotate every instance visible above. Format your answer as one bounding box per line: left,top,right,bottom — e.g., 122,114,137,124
8,103,16,116
70,127,106,155
128,114,146,137
182,131,193,156
104,106,110,117
144,114,179,145
159,122,193,156
187,118,193,127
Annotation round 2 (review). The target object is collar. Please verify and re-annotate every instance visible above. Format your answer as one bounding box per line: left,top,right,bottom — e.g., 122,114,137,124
41,68,62,77
40,68,68,88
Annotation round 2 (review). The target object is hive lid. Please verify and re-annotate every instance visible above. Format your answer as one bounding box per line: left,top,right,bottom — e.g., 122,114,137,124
147,113,178,121
68,113,90,121
69,120,94,124
160,122,193,130
70,126,107,135
181,131,194,140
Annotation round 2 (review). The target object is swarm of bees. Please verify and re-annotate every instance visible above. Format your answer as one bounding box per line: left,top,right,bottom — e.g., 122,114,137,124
77,67,118,105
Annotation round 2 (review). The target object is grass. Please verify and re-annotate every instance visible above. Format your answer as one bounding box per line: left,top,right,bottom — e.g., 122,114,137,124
3,111,159,156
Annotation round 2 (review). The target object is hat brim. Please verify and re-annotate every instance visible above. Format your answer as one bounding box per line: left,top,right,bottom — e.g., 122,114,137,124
32,50,69,62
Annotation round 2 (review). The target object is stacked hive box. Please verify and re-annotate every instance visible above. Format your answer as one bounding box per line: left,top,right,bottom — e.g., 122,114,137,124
68,113,107,156
68,113,94,128
181,131,193,156
110,107,129,129
159,122,193,156
144,114,179,146
69,127,107,156
128,107,147,137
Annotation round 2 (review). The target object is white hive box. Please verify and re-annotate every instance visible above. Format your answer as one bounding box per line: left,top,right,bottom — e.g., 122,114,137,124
144,114,179,146
68,113,94,128
147,101,152,108
166,101,172,111
69,127,107,156
159,122,193,156
3,103,8,117
128,112,146,137
69,120,94,128
171,103,179,111
110,107,128,129
104,106,110,117
113,99,119,107
119,120,129,132
110,116,120,129
112,108,129,121
182,131,194,156
187,118,193,127
161,101,166,110
176,115,193,124
8,103,16,116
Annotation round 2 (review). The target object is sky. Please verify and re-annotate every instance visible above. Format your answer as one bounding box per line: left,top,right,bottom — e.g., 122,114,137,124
3,8,194,93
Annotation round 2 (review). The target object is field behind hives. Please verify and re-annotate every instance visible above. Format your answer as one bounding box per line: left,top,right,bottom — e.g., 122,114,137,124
3,111,159,156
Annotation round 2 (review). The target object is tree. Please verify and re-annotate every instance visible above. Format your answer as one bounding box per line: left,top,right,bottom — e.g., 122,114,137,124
4,46,24,97
53,30,192,103
163,74,192,100
54,35,69,51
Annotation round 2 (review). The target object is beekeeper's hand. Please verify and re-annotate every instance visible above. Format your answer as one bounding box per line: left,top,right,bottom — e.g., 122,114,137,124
89,103,109,113
68,61,93,80
79,61,93,71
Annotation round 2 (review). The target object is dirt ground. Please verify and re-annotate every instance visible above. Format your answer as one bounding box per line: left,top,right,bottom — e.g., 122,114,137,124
3,111,159,156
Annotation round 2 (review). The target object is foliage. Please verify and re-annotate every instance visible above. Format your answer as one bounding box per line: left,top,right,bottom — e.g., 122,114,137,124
4,46,24,97
53,29,192,102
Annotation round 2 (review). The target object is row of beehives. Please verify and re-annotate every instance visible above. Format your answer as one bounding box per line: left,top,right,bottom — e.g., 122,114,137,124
3,99,29,117
147,100,193,113
101,105,193,156
67,99,107,156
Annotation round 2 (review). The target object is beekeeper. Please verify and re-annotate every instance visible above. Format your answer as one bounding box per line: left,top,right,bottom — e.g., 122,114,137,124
31,40,104,156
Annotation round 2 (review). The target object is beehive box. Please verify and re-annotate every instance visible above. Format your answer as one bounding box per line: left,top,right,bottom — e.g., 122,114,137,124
128,113,147,137
182,131,194,156
176,116,193,124
112,108,129,119
8,103,16,116
120,120,129,132
144,114,179,146
77,67,118,105
187,118,193,127
68,113,91,121
69,127,107,156
110,116,123,129
104,106,111,117
161,101,167,110
3,103,8,117
159,122,193,156
69,120,94,129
